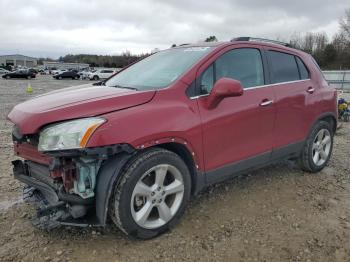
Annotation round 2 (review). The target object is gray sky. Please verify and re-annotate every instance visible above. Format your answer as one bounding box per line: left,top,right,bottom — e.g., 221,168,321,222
0,0,347,58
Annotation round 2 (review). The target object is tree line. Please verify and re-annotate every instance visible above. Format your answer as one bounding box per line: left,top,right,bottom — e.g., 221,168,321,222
53,51,148,68
37,9,350,70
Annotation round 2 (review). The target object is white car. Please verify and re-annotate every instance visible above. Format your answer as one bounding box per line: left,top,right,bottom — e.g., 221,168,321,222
0,68,10,74
88,69,116,80
79,70,92,80
52,69,68,75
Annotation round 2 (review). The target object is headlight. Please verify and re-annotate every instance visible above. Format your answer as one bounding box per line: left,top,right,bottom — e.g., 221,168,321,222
38,117,105,151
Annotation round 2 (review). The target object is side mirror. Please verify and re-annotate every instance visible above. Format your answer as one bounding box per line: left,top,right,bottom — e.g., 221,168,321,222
206,78,243,109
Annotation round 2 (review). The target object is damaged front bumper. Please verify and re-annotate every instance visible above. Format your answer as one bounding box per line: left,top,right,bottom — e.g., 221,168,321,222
13,160,98,229
11,134,135,230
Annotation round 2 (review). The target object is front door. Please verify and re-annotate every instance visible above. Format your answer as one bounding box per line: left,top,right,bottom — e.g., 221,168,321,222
196,47,276,183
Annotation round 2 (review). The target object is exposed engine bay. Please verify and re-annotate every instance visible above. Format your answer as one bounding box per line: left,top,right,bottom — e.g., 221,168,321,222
12,137,134,229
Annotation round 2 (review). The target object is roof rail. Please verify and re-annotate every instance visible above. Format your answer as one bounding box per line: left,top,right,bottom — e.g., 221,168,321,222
231,37,291,47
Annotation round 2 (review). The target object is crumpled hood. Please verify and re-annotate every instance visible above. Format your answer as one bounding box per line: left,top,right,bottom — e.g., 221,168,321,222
7,84,156,134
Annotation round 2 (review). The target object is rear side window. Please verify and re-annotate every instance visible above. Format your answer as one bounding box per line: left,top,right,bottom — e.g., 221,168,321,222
296,57,309,79
268,51,299,84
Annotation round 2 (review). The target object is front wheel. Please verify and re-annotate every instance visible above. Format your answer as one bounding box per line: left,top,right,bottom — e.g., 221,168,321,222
109,148,191,239
299,121,334,172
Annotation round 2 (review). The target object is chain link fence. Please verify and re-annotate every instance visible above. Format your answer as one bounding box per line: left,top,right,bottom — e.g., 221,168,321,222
322,71,350,92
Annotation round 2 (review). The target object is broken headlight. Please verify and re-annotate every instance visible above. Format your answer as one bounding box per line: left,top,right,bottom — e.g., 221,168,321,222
38,117,105,151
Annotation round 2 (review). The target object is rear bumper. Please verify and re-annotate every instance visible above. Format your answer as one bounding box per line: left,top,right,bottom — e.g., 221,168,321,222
12,160,99,229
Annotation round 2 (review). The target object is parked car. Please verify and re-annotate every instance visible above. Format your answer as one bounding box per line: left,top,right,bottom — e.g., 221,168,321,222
79,69,92,80
39,69,50,75
88,69,116,80
52,69,68,75
8,37,337,239
0,68,11,75
28,68,38,75
2,69,36,79
53,71,80,80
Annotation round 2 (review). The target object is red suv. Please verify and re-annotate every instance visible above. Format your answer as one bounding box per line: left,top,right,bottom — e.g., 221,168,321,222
8,37,337,238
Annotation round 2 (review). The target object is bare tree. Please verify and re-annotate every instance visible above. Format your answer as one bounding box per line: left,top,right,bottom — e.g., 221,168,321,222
340,8,350,39
332,32,348,53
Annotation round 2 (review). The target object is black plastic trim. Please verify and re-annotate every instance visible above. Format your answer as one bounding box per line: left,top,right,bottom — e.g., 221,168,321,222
206,151,271,185
44,143,135,158
13,160,59,204
95,153,134,226
270,140,304,161
310,112,337,134
205,140,305,186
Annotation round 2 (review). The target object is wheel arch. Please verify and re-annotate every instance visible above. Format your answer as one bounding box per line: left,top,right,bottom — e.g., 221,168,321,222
315,112,337,134
155,142,205,196
95,141,206,226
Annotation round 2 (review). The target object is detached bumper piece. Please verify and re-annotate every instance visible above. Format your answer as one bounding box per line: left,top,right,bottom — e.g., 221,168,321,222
12,160,100,230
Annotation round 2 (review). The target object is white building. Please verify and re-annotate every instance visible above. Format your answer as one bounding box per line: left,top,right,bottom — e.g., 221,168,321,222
0,54,38,67
43,61,89,70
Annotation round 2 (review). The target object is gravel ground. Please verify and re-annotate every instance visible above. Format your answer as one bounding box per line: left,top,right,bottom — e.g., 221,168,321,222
0,76,350,262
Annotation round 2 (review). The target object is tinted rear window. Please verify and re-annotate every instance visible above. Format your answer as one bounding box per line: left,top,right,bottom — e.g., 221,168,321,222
268,51,300,84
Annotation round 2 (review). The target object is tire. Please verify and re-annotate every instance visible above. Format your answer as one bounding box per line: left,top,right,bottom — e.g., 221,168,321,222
93,75,99,81
6,75,10,79
109,148,191,239
27,76,31,79
58,76,62,80
299,121,334,173
75,76,79,80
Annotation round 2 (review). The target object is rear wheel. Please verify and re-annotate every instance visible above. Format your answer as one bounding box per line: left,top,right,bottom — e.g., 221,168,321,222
299,121,333,172
58,76,62,80
6,75,10,79
109,148,191,239
27,75,32,79
93,75,99,80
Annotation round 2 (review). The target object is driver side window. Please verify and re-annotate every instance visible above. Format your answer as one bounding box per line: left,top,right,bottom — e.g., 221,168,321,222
200,48,264,95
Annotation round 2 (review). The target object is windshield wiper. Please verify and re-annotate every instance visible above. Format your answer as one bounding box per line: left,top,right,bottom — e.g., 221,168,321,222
112,85,138,91
93,81,106,86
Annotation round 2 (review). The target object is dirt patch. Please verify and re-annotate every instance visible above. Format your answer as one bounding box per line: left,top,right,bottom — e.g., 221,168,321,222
0,77,350,261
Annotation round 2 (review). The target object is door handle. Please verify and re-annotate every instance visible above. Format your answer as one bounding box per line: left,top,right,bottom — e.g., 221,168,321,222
259,100,273,107
307,87,315,94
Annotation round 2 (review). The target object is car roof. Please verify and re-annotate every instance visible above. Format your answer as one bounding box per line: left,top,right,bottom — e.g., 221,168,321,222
172,40,307,56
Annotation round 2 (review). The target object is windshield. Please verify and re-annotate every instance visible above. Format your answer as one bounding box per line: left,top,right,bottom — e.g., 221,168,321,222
105,47,213,90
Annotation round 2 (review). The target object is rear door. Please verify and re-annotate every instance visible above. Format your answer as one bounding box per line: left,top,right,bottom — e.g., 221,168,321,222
195,46,276,182
104,70,113,78
265,49,313,159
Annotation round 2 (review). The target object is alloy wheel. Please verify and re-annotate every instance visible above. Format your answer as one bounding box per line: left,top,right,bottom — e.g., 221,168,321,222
312,128,331,166
130,164,184,229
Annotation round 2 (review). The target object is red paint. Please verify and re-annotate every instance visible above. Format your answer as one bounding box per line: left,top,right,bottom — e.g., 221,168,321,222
13,142,52,165
7,84,155,134
8,41,337,174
